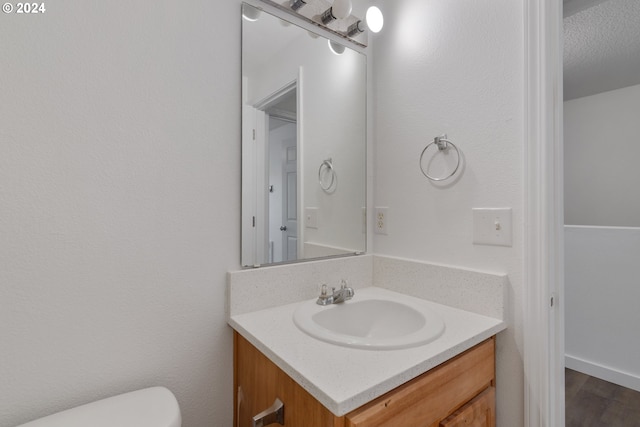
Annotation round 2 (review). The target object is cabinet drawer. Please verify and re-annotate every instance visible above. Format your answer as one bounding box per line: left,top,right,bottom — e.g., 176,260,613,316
345,338,495,427
440,386,495,427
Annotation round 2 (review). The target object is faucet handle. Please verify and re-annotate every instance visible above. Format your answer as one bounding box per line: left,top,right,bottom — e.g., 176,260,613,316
317,284,334,306
340,279,354,299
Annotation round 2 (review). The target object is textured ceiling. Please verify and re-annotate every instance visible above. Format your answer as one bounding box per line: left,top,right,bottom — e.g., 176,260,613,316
564,0,640,100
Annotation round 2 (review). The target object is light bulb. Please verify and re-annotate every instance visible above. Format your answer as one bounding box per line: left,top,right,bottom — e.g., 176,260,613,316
321,0,352,24
332,0,352,19
366,6,384,33
328,40,346,55
242,5,261,22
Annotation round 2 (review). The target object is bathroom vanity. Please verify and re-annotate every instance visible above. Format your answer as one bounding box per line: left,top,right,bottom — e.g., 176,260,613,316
235,332,495,427
228,255,507,427
238,7,504,420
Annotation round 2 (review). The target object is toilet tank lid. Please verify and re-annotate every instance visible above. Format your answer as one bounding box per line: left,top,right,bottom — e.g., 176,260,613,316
16,387,181,427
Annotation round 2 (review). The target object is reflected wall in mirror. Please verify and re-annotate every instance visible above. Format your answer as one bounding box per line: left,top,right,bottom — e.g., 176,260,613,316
241,3,366,267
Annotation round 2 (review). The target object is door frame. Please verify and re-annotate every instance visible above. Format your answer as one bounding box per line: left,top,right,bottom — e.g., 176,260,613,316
523,0,565,426
252,79,300,263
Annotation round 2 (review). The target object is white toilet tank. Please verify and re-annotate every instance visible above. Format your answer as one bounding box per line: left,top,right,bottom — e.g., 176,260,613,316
16,387,181,427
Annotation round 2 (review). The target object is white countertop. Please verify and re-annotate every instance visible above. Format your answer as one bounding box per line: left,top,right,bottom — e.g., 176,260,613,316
228,286,506,416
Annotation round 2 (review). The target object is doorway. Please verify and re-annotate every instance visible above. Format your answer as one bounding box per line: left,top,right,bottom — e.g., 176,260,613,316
241,81,299,266
267,115,298,264
562,0,640,424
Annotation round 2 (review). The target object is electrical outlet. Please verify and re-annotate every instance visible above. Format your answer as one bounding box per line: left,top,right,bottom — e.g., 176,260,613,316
374,207,388,235
472,208,512,246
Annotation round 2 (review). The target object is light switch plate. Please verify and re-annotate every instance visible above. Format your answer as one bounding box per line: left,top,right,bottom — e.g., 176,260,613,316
305,207,318,229
473,208,512,247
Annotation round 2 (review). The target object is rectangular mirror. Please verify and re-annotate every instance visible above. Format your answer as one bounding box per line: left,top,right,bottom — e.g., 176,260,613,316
241,3,367,267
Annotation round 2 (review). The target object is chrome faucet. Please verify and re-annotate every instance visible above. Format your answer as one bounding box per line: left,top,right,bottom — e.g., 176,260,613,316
316,280,355,306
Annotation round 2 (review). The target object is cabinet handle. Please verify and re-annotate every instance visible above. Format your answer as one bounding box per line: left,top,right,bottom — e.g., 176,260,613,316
252,398,285,427
236,387,244,427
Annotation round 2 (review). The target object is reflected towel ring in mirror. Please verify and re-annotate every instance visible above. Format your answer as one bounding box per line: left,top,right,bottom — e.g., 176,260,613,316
318,158,337,192
419,135,461,182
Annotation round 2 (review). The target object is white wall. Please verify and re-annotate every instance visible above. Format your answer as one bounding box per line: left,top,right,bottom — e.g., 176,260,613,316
1,1,528,426
372,0,524,425
564,83,640,227
0,1,240,426
296,43,366,254
565,226,640,391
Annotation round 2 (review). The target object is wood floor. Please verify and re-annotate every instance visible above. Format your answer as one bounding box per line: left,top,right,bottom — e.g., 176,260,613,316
566,368,640,427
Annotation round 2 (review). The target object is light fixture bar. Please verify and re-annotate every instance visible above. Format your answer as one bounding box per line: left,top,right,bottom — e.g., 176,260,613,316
258,0,368,48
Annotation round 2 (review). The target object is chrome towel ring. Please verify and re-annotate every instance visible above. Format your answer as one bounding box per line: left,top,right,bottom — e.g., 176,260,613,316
419,135,461,182
318,158,337,192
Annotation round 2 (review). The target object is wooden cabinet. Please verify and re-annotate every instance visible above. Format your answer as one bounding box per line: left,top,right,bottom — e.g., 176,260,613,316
234,333,343,427
234,332,495,427
440,387,495,427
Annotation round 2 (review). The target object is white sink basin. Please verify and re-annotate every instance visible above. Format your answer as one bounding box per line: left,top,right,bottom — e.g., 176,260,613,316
293,288,445,350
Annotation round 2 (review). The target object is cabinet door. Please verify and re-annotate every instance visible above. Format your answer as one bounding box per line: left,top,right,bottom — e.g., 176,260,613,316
235,333,279,427
439,387,495,427
234,332,344,427
345,338,495,427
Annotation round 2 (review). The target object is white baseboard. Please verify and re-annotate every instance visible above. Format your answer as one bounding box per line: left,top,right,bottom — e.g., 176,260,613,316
565,354,640,392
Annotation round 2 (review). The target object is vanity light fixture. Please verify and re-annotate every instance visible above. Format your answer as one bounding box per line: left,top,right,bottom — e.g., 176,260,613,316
346,5,384,36
321,0,353,25
290,0,307,11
